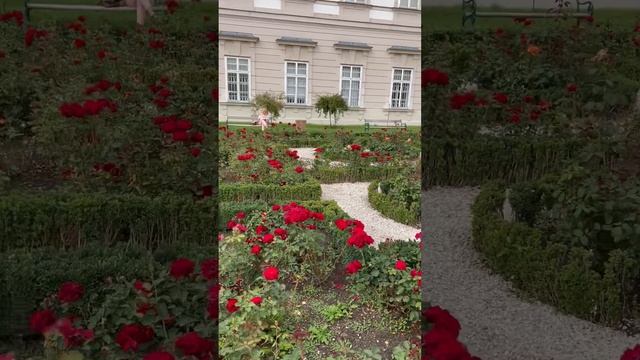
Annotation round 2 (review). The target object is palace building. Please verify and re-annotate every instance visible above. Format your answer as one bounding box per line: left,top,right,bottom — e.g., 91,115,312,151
218,0,421,126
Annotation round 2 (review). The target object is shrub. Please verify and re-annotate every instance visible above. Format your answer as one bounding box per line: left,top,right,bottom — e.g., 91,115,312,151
315,94,348,126
219,181,321,202
368,181,420,226
0,192,216,251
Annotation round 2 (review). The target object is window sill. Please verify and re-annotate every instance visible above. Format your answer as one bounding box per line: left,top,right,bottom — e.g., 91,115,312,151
222,101,252,106
384,108,414,112
284,104,313,109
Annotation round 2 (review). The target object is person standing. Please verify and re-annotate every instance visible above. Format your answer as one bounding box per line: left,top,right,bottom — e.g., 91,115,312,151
258,107,270,131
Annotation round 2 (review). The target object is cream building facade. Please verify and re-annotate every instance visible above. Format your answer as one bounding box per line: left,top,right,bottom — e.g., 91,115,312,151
219,0,421,126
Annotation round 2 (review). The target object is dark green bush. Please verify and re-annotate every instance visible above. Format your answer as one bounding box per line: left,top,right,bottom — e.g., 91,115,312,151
219,181,321,202
368,181,419,226
472,182,638,325
0,192,216,251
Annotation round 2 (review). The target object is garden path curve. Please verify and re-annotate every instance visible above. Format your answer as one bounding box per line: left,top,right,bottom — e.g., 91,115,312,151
422,187,640,360
321,182,419,245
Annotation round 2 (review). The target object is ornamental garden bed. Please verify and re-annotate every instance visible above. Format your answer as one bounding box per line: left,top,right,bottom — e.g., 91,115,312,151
0,6,219,359
422,15,640,359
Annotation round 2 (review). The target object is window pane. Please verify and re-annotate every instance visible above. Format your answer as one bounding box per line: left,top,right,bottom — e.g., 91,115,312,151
227,57,237,71
298,64,307,75
393,70,402,81
351,86,359,107
238,61,249,72
403,70,412,81
342,66,351,78
286,95,295,103
287,63,296,74
297,95,305,104
352,67,361,79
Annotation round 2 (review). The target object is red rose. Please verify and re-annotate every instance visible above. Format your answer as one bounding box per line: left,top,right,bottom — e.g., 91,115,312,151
422,68,449,87
345,260,362,275
295,166,304,173
169,258,195,279
250,245,262,255
347,227,374,248
261,233,275,244
191,131,205,143
335,218,349,231
57,282,84,303
272,204,281,211
134,280,153,296
206,31,217,42
411,269,422,278
29,309,56,334
172,131,189,142
115,324,155,352
211,89,218,102
424,306,461,338
149,40,165,49
250,296,262,306
450,92,476,110
566,83,578,93
190,147,201,157
621,345,640,360
226,299,239,313
73,38,86,48
395,260,407,271
144,352,175,360
0,353,15,360
263,266,279,281
175,332,213,357
158,88,173,98
492,92,508,104
55,318,94,348
200,258,218,280
274,228,287,240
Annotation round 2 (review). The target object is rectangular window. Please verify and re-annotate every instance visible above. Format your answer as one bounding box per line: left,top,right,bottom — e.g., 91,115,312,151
226,57,250,102
285,61,308,105
390,68,412,109
397,0,418,9
340,65,362,107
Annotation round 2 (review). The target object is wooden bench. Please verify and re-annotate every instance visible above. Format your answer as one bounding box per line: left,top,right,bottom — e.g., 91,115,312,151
462,0,594,29
225,116,260,128
23,0,163,25
364,119,407,132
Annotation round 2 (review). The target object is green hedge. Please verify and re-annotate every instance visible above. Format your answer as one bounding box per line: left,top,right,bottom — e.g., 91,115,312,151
472,182,637,325
422,136,584,188
219,181,321,202
0,242,217,337
368,182,419,226
310,166,402,183
0,192,216,251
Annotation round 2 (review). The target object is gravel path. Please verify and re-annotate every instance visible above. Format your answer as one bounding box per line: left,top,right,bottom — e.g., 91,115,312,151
422,187,640,360
321,182,419,245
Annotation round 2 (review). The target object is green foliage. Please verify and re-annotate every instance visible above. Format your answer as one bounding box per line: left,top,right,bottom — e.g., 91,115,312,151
0,192,215,251
308,324,331,345
315,94,348,126
369,179,420,226
252,92,285,120
472,182,639,325
219,181,321,202
320,303,354,323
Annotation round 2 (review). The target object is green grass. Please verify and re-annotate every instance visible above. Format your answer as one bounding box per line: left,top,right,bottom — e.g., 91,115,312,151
227,123,419,135
0,0,216,28
423,6,640,32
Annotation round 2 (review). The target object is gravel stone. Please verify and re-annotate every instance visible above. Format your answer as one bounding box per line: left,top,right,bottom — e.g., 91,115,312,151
422,187,640,360
321,182,419,245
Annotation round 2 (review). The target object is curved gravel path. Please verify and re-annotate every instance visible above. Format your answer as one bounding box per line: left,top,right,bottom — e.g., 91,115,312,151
321,182,419,245
422,187,640,360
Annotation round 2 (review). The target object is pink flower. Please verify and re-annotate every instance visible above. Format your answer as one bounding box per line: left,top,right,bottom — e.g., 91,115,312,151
345,260,362,275
395,260,407,271
263,266,279,281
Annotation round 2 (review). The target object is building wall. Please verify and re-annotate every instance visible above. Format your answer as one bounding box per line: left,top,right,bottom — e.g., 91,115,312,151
219,0,421,126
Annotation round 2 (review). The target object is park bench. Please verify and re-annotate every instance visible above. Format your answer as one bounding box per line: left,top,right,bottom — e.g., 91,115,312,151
364,119,407,132
224,115,260,128
23,0,164,25
462,0,594,29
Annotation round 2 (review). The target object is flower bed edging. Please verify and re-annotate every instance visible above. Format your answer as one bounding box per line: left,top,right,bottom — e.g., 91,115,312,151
368,181,419,226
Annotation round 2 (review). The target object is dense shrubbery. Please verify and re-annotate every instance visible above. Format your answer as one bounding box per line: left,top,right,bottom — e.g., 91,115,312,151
369,178,420,226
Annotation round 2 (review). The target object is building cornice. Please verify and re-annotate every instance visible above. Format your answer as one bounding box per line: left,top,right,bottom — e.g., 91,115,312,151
219,31,260,42
276,37,318,47
387,45,420,55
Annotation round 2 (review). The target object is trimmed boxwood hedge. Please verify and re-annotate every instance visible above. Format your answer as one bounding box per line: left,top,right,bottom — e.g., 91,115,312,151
0,242,217,337
310,166,403,183
422,136,584,188
0,192,216,251
368,181,419,226
472,182,637,326
219,181,321,202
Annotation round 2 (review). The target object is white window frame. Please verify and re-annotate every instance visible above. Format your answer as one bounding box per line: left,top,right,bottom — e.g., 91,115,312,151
283,61,309,105
388,68,413,109
396,0,418,9
225,56,251,103
339,65,363,108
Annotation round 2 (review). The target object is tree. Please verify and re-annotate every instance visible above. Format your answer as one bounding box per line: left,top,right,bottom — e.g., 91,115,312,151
252,93,284,120
315,94,348,127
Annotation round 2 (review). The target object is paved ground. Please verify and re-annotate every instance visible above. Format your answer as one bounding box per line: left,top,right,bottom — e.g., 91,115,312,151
422,187,640,360
321,182,419,245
